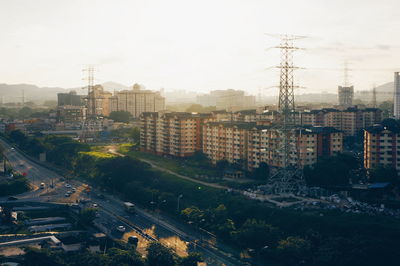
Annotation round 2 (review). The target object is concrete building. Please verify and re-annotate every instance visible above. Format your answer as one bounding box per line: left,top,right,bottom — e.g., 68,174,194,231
202,121,343,170
300,107,382,136
57,91,83,106
140,112,209,157
56,105,85,124
394,72,400,118
364,123,400,170
86,85,113,117
110,84,165,118
202,122,250,168
338,86,354,108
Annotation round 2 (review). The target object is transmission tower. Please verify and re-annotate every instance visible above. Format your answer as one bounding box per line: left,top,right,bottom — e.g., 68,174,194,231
83,66,96,117
80,66,98,142
266,34,306,194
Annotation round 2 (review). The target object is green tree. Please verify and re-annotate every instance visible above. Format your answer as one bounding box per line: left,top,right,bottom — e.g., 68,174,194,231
181,206,205,224
179,252,203,266
304,154,358,187
107,248,144,266
109,111,132,123
276,236,312,266
18,106,33,118
251,162,270,180
23,247,64,266
369,166,398,184
79,208,97,226
146,242,175,266
231,219,281,249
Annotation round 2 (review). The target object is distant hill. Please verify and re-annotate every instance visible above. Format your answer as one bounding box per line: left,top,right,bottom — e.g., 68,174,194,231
0,81,132,104
101,81,129,91
0,83,69,103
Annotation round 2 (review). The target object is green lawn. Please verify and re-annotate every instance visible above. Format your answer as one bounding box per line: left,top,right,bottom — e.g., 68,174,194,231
126,150,220,181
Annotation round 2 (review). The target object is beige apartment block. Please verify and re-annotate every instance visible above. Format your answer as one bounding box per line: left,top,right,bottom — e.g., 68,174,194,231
364,124,400,170
110,84,165,118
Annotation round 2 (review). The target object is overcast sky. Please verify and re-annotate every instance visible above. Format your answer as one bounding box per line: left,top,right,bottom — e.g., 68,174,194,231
1,0,399,95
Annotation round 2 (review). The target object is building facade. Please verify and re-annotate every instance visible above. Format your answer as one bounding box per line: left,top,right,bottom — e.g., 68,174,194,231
57,91,83,106
364,123,400,171
300,107,382,136
110,84,165,118
201,122,343,170
140,112,209,157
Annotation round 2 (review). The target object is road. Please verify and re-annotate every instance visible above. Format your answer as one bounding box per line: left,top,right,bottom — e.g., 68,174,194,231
0,139,242,266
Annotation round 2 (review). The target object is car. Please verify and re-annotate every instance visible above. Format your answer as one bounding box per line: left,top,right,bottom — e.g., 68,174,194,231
40,183,45,189
65,184,72,188
7,196,18,201
66,191,72,195
10,148,14,151
116,226,126,232
19,163,24,167
92,203,98,208
72,187,76,192
64,193,71,197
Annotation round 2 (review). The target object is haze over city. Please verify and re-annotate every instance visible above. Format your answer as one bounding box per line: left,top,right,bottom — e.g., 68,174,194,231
1,0,400,94
2,1,400,266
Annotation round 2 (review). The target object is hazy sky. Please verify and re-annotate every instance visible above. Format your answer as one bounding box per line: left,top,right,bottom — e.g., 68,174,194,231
1,0,399,95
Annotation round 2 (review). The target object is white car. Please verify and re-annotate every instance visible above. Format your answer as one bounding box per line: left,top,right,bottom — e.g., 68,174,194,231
116,225,126,232
65,184,72,188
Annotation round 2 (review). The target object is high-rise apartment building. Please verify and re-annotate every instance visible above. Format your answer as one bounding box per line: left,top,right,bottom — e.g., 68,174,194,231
394,72,400,118
110,84,165,118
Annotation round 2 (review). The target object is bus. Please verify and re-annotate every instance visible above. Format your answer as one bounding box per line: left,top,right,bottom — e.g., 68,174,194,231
124,202,135,213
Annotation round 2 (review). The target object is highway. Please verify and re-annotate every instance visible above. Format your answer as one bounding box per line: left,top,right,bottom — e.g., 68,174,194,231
0,138,242,266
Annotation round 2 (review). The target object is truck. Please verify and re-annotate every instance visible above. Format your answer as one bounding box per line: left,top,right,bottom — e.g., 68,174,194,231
124,202,135,213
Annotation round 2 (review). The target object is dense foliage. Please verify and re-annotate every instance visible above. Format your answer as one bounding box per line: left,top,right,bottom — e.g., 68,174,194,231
0,176,29,196
109,111,132,123
20,244,201,266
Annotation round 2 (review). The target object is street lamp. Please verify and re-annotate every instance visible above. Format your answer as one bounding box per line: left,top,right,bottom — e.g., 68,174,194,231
177,194,183,213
